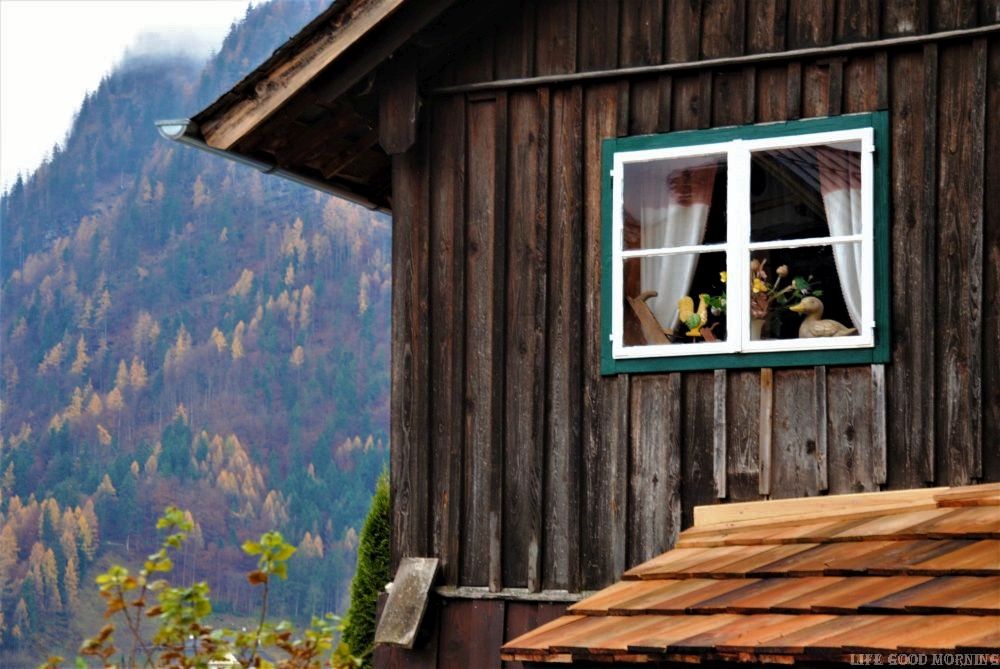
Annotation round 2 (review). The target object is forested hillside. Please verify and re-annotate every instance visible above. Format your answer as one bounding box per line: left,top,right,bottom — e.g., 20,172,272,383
0,0,391,659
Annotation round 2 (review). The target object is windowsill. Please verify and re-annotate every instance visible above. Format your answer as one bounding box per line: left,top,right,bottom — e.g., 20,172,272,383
602,341,888,374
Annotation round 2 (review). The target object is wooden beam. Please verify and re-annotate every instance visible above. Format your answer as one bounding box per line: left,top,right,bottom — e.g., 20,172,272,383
693,486,949,529
379,55,419,154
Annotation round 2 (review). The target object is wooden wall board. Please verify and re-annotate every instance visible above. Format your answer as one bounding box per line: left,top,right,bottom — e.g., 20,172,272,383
935,41,985,485
460,94,506,587
428,96,466,585
580,82,629,590
543,85,584,593
984,39,1000,485
502,88,550,590
886,47,935,488
390,121,431,569
437,599,505,669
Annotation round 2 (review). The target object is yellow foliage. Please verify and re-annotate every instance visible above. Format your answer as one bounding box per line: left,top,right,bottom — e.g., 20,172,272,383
284,262,295,287
87,392,103,416
105,387,124,412
70,335,90,374
38,342,65,375
115,359,129,389
289,345,305,367
129,357,147,389
210,327,227,353
97,424,112,446
299,284,314,330
230,268,254,297
96,473,116,496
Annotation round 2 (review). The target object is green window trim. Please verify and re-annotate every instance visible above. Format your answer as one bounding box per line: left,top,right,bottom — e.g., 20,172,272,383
600,112,890,375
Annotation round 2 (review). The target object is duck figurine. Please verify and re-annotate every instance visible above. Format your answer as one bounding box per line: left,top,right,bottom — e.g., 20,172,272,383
788,296,857,338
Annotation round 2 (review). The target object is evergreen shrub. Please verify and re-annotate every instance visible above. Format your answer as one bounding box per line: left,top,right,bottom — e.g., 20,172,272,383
343,469,391,665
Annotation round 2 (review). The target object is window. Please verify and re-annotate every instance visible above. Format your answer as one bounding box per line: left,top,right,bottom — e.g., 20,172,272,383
601,113,889,374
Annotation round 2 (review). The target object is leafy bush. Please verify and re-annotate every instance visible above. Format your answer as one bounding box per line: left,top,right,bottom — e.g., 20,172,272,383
41,507,360,669
342,470,390,665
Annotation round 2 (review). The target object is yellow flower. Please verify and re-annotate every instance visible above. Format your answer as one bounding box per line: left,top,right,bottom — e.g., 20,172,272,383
719,271,727,284
752,278,767,294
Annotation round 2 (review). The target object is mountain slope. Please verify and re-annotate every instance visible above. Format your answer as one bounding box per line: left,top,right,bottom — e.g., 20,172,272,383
0,0,390,657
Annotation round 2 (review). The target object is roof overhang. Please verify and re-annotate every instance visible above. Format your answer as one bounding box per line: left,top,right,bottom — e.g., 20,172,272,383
156,0,475,212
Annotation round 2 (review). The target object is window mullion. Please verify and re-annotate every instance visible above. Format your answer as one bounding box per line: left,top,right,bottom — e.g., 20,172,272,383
727,141,751,353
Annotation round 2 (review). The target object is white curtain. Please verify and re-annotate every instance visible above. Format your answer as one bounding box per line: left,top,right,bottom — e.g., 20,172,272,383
818,147,862,330
638,160,717,329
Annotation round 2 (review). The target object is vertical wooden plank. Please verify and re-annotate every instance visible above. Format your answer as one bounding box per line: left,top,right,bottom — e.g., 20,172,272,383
814,366,828,493
843,56,877,113
494,0,536,80
711,70,749,127
665,0,704,62
758,368,774,496
620,0,664,66
727,370,761,501
657,75,674,133
801,63,830,119
713,370,728,499
881,0,929,37
544,85,583,593
756,65,788,123
935,42,985,486
630,78,662,136
670,75,707,131
875,51,889,110
887,48,935,488
429,96,466,586
535,0,578,76
437,600,505,669
682,371,717,526
983,40,1000,485
698,71,714,128
391,118,431,568
628,375,683,566
826,58,844,116
933,0,978,30
578,0,620,71
835,0,879,42
871,364,888,486
826,367,878,493
450,28,495,86
379,57,419,155
581,82,629,589
785,62,802,119
701,0,746,58
746,0,787,53
503,89,549,591
461,94,506,587
786,0,835,48
770,368,822,499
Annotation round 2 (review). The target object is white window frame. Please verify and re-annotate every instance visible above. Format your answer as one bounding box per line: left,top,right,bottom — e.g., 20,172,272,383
610,127,876,361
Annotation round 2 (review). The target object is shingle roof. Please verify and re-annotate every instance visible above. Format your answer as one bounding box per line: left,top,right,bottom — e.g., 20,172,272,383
501,484,1000,664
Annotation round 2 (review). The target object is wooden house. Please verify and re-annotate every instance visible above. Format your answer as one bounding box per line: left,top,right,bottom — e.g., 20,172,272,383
162,0,1000,665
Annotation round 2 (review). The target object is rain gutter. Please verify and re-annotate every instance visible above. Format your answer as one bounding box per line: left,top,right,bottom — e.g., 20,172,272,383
155,119,388,213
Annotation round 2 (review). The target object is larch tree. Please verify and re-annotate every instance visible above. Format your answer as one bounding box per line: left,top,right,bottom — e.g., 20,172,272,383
70,334,91,374
129,356,147,389
115,359,129,389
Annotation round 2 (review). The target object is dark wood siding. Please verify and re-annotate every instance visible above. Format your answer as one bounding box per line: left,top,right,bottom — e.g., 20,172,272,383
389,0,999,600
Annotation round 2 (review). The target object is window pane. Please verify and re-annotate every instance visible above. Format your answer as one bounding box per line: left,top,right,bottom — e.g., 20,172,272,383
747,243,861,341
623,154,727,250
623,252,728,346
750,141,862,243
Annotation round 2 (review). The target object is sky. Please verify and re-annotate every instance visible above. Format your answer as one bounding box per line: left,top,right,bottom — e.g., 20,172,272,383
0,0,255,193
